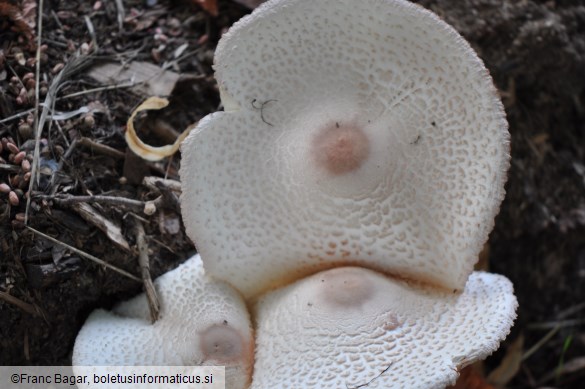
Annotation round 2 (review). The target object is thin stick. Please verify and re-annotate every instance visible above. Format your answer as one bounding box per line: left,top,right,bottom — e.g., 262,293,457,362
114,0,125,32
84,15,98,50
78,137,125,159
32,193,146,211
29,0,44,224
26,226,141,282
0,108,35,124
59,81,137,100
527,318,585,331
134,220,160,323
522,325,561,361
0,164,20,173
0,290,44,317
557,302,585,320
142,176,182,193
53,119,70,148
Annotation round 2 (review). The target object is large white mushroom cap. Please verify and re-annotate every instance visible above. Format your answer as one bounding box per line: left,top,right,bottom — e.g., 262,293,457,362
72,255,254,389
251,268,517,389
180,0,509,298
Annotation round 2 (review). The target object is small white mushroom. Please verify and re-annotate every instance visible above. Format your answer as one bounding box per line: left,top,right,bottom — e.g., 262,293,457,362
251,268,517,388
180,0,510,298
72,255,254,389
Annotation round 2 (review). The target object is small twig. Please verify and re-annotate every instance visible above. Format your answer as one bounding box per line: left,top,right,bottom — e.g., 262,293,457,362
125,212,148,224
527,318,585,330
142,176,182,193
42,38,68,49
164,154,173,179
0,290,46,318
26,226,141,282
522,325,561,361
536,355,585,385
50,10,64,31
59,81,138,100
53,119,70,148
84,15,98,50
79,137,125,159
133,220,160,323
557,302,585,320
62,138,79,161
28,0,44,224
49,138,79,192
32,193,146,212
6,63,24,89
162,49,201,71
150,237,176,254
0,164,20,173
114,0,125,32
0,108,35,124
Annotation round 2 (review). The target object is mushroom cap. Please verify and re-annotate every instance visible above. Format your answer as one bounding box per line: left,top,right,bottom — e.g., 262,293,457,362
72,255,254,389
250,268,517,389
180,0,509,298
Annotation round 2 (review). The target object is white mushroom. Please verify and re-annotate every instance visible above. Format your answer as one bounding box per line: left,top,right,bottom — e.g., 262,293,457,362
251,268,517,388
72,255,254,389
74,1,517,388
180,0,509,299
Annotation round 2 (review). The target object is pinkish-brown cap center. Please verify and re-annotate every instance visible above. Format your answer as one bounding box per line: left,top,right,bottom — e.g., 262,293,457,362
312,123,370,175
200,323,245,363
319,267,374,307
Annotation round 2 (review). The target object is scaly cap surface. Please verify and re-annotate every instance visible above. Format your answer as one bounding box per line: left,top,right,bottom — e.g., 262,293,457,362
180,0,509,298
251,268,517,388
72,255,254,389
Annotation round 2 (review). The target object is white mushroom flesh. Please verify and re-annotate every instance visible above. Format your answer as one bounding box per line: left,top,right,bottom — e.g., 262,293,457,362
251,268,517,389
180,0,510,298
72,1,518,388
72,255,254,389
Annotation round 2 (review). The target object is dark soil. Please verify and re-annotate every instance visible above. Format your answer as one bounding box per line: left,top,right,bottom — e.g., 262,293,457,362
1,1,584,388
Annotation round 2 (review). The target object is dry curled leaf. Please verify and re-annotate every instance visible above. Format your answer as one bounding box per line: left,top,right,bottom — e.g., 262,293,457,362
125,97,194,161
192,0,218,16
0,0,36,38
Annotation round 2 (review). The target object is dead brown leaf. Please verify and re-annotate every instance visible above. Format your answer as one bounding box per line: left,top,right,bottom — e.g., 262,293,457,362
488,335,524,387
0,0,36,39
449,365,495,389
192,0,218,16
